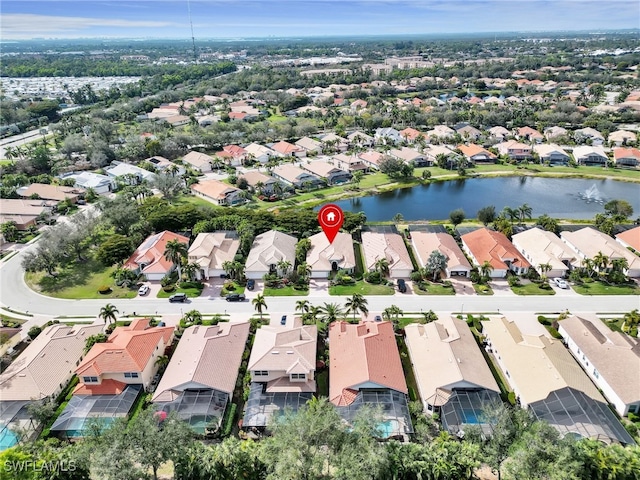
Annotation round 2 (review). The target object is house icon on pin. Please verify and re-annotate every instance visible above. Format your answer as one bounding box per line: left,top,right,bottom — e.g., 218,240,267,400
326,211,336,222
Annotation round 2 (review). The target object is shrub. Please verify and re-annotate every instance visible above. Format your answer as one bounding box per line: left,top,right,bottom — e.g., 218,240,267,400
507,392,517,406
98,285,112,294
507,275,520,287
548,327,562,339
538,316,551,326
410,271,423,282
628,412,640,423
179,281,203,290
364,270,382,284
162,285,176,292
28,326,42,339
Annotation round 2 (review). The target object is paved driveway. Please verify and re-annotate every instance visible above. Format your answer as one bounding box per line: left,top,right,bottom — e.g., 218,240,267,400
308,279,330,297
489,279,516,296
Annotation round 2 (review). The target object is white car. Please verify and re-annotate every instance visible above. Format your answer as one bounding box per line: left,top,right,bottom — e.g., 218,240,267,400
553,278,568,289
138,285,150,296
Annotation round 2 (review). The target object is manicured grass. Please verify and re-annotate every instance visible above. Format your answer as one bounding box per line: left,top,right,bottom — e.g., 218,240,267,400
264,285,309,296
573,281,640,295
473,283,494,295
329,280,394,295
397,336,420,402
221,281,245,296
156,285,205,298
25,259,137,299
0,315,25,325
413,281,456,295
397,317,427,329
511,282,556,295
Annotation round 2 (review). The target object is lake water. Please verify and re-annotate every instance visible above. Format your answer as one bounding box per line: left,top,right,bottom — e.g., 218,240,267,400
333,177,640,221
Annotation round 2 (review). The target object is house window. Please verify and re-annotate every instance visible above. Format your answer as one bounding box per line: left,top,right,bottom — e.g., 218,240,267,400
593,369,599,379
254,371,269,377
124,372,139,378
83,376,98,383
290,373,306,381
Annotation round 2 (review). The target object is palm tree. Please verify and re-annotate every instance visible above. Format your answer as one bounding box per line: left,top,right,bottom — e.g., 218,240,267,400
99,303,119,325
351,170,364,188
518,203,533,223
392,213,404,224
277,260,292,277
581,258,596,278
252,294,268,320
181,262,199,282
319,302,344,324
295,300,310,317
502,207,519,225
479,261,494,283
383,305,404,330
297,261,312,281
164,239,188,281
155,355,169,370
344,294,369,323
375,258,390,277
538,263,552,281
421,310,438,323
593,251,610,274
296,238,312,263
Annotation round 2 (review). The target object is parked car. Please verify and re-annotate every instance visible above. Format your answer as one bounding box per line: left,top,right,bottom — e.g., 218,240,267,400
138,285,150,296
281,315,287,325
374,315,382,322
169,293,187,303
397,279,407,293
226,293,246,302
553,278,568,289
246,279,255,291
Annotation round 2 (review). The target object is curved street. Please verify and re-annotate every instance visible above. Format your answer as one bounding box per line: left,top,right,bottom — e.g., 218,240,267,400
2,241,638,324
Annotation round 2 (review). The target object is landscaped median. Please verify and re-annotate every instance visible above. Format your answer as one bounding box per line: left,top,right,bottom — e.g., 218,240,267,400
264,285,309,296
329,280,394,295
412,281,456,295
572,279,640,295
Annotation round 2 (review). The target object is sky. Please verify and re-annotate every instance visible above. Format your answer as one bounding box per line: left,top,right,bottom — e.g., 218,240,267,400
1,0,639,40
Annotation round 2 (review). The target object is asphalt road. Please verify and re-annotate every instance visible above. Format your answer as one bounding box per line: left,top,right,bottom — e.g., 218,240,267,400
1,242,639,319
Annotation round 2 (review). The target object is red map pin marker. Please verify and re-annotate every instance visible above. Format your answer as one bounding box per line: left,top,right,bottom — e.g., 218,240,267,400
318,204,344,244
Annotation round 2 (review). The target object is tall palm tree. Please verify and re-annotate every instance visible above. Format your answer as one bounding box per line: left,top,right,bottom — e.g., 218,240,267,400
319,302,344,325
252,294,268,320
375,258,390,277
479,261,494,282
344,294,369,323
538,263,552,280
296,238,312,263
502,207,519,225
155,355,169,370
297,262,312,280
181,262,199,282
295,300,310,317
164,239,188,281
277,260,292,277
518,203,533,223
383,305,404,330
593,251,610,273
99,303,119,325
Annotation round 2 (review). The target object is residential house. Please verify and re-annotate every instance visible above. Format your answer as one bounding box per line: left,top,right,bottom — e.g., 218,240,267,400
347,131,374,147
329,321,412,438
516,126,544,143
58,171,115,194
558,315,640,417
512,228,576,278
483,315,634,444
244,143,276,164
295,137,322,155
245,230,297,279
608,130,637,146
399,127,424,144
320,133,349,152
301,161,352,184
239,171,278,195
105,162,156,185
163,115,190,127
572,146,608,166
146,156,185,176
574,127,605,145
495,140,533,161
307,231,356,278
0,198,54,230
190,179,244,206
544,126,568,140
217,145,248,167
488,126,510,141
243,323,317,428
374,127,402,144
389,147,429,167
17,183,85,203
561,227,640,277
332,153,369,173
457,144,497,164
533,144,571,165
124,230,190,281
616,226,640,253
182,151,214,173
188,231,240,280
405,318,500,435
361,230,413,278
270,140,305,158
411,232,472,278
461,228,531,277
74,319,174,394
152,322,251,433
358,150,385,170
427,125,455,141
425,145,456,165
613,147,640,167
271,164,323,189
456,125,483,140
0,323,104,448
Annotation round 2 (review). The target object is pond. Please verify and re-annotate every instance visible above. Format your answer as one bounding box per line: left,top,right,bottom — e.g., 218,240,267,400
333,177,640,221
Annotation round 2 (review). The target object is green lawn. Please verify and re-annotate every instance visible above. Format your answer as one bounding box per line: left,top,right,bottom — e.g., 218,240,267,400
511,282,556,295
397,336,420,402
25,260,137,299
263,285,309,296
413,281,456,295
329,280,395,295
473,283,494,295
573,281,640,295
221,281,246,296
397,316,428,328
156,284,205,298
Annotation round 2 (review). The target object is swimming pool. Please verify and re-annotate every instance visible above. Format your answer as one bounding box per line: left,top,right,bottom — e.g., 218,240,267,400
460,409,481,424
377,419,400,438
0,426,18,451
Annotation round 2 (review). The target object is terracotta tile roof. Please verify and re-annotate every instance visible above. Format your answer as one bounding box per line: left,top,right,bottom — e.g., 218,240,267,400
152,323,250,402
517,126,543,139
457,144,496,160
462,228,531,270
399,127,423,141
223,144,247,157
614,147,640,161
616,226,640,251
124,231,189,276
329,321,407,406
271,140,303,155
76,319,174,380
0,324,104,401
358,150,384,166
73,379,128,396
190,179,241,200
